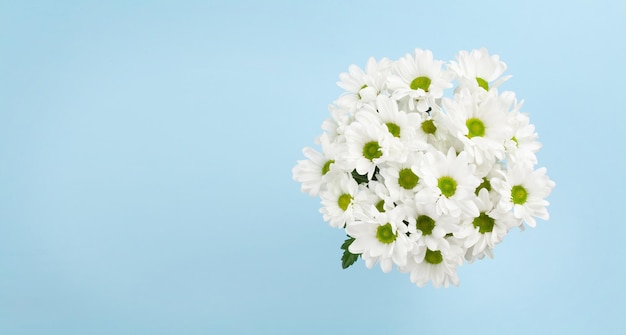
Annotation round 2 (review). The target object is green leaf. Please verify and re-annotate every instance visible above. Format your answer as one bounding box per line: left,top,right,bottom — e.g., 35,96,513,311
351,169,369,184
351,167,379,185
340,236,361,269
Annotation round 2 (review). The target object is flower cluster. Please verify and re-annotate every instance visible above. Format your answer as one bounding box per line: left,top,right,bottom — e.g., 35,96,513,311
292,48,555,288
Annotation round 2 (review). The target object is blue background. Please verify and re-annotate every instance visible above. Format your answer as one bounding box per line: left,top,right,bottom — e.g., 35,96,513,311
1,1,625,334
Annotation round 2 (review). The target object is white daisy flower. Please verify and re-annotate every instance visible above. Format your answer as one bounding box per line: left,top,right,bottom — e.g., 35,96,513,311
292,147,332,197
505,110,542,167
345,112,401,178
336,57,393,109
399,241,464,288
379,152,425,203
492,164,555,227
353,179,396,214
473,161,507,204
448,48,511,94
355,107,409,165
319,173,359,228
455,189,520,261
387,48,453,112
292,134,344,196
405,201,460,252
322,104,354,143
415,147,481,218
369,95,427,152
346,207,412,273
444,89,513,166
416,107,452,150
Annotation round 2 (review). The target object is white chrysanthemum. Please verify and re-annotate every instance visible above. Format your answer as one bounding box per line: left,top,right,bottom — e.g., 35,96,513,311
387,49,453,112
415,147,481,217
354,110,408,165
347,207,412,273
415,107,452,152
399,241,464,288
345,113,402,178
505,110,542,167
448,48,511,94
322,104,354,143
366,95,427,153
319,173,359,228
379,153,424,203
492,164,555,227
344,117,385,178
353,179,397,214
292,147,332,197
336,57,393,109
473,161,507,204
455,189,520,261
444,90,513,166
405,201,460,252
292,133,344,196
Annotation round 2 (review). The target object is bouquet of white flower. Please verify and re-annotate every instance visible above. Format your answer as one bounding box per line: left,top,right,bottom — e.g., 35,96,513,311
292,48,555,288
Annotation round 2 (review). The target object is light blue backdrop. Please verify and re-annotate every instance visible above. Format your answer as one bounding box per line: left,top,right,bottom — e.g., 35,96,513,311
1,1,625,334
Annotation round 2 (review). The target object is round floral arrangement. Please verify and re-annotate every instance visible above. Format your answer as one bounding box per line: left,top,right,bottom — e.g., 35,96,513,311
292,48,555,288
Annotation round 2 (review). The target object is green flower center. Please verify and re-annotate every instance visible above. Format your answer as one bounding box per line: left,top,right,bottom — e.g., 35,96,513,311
375,200,385,212
473,212,495,233
357,84,368,100
398,168,419,190
421,119,437,134
386,122,401,138
511,136,519,147
410,76,431,92
337,193,352,211
321,160,334,175
476,77,489,91
362,141,382,161
438,176,457,198
475,177,492,195
424,249,443,265
466,118,486,138
416,215,435,235
376,223,397,244
511,185,528,205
